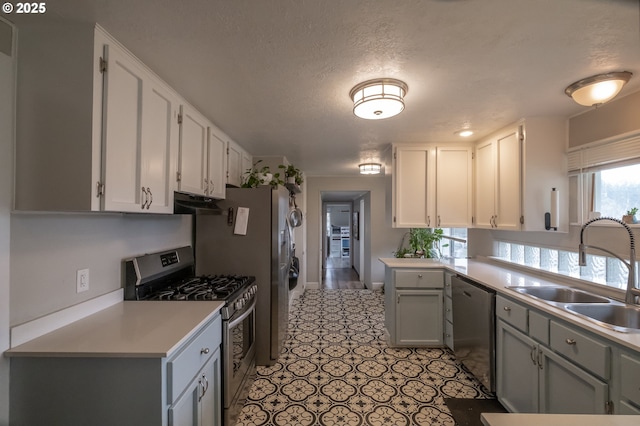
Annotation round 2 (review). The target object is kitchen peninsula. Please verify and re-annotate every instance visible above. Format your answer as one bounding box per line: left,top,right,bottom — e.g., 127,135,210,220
380,256,640,416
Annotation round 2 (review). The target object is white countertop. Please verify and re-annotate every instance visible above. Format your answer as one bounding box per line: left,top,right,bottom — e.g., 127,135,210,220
481,413,640,426
379,257,640,352
5,301,224,358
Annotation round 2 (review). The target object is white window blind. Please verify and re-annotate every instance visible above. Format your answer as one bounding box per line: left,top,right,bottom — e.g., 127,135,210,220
568,133,640,173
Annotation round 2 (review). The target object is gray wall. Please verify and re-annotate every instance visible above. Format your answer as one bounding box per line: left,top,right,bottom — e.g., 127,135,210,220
306,175,405,287
0,17,14,426
10,214,192,326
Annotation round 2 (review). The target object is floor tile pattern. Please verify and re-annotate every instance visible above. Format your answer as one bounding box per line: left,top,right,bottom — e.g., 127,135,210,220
235,289,492,426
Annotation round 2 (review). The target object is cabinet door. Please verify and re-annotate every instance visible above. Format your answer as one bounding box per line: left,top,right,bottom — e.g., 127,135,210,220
179,105,209,196
241,152,253,186
169,353,220,426
226,140,242,187
101,43,145,212
495,129,522,230
496,321,538,413
141,79,179,213
395,289,443,346
207,130,227,199
436,146,473,227
394,146,430,228
474,139,496,228
539,346,608,414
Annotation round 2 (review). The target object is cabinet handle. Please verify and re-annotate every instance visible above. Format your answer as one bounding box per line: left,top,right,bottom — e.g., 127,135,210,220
200,347,210,355
418,274,423,278
146,187,152,209
530,346,537,366
437,215,441,227
565,338,576,345
537,348,543,370
503,306,511,312
427,216,431,227
201,373,209,398
141,187,148,209
204,178,209,194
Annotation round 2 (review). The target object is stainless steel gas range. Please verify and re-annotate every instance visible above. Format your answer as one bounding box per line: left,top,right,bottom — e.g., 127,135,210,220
124,246,256,425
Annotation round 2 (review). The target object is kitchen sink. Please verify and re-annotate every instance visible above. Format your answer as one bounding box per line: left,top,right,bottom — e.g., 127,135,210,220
507,286,612,304
564,303,640,332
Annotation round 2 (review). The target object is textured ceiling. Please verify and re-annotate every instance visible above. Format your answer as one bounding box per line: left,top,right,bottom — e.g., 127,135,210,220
9,0,640,176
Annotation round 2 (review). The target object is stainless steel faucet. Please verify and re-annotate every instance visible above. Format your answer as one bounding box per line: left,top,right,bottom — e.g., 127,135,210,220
579,216,639,304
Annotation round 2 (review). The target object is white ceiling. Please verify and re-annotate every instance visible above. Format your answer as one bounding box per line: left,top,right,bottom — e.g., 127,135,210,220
10,0,640,177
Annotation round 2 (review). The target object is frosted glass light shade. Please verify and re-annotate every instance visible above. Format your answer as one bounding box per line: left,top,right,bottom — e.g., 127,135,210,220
565,72,632,107
350,79,408,120
359,163,382,174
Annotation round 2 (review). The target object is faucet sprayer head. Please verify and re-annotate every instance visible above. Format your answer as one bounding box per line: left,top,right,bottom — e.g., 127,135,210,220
578,244,587,266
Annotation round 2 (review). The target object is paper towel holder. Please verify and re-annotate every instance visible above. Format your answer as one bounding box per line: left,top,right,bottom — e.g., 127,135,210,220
545,187,559,231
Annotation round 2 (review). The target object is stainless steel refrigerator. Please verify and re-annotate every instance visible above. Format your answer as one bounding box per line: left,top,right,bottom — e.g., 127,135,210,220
195,185,292,366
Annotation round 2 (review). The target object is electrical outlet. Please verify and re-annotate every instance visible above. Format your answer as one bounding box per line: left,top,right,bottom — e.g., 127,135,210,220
76,268,89,293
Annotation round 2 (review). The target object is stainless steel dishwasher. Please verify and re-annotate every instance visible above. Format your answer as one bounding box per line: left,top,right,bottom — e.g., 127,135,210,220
452,275,496,393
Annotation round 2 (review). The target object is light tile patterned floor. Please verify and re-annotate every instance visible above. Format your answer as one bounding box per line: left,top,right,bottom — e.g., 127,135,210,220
235,289,492,426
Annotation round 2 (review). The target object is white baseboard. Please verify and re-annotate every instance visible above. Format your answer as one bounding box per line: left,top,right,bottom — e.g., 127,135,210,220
11,289,123,347
371,281,384,290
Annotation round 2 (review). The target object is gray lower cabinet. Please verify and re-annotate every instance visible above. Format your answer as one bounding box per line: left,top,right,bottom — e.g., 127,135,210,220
497,320,608,414
10,313,222,426
496,294,612,415
170,349,221,426
384,268,444,347
618,351,640,414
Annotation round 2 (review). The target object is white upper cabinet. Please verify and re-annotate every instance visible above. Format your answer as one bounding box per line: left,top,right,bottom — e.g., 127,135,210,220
177,106,227,199
393,144,473,228
226,139,252,188
474,117,568,231
435,146,473,228
14,23,107,211
178,105,209,196
393,146,430,228
101,42,179,213
207,128,227,199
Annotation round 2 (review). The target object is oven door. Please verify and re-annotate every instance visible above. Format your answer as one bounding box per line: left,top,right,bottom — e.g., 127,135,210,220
223,298,256,409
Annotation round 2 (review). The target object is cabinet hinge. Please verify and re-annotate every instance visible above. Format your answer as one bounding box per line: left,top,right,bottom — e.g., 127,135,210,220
176,171,181,182
177,113,183,125
605,400,614,414
520,215,524,224
99,57,107,73
96,181,105,197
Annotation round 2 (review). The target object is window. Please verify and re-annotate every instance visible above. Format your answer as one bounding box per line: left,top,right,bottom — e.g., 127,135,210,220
593,163,640,219
438,228,468,258
568,133,640,224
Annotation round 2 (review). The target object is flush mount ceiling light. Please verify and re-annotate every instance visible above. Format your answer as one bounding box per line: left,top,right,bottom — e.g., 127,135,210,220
565,71,632,107
454,129,474,138
359,163,382,175
349,78,408,120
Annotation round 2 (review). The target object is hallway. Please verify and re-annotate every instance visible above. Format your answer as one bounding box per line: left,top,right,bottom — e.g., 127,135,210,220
322,257,364,290
235,289,492,426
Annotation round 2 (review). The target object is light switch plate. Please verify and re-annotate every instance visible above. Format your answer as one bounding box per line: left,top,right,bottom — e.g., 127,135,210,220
76,268,89,293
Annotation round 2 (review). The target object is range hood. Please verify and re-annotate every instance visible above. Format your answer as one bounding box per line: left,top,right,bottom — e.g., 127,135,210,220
173,191,222,215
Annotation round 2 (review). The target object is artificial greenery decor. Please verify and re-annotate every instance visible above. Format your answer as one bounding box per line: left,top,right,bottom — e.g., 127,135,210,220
279,164,304,185
241,160,283,188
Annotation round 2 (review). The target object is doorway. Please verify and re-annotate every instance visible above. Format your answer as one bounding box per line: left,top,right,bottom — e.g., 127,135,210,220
321,192,368,289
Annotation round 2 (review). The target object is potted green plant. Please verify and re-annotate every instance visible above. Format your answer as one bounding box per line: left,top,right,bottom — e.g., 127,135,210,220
623,207,638,224
408,228,448,258
242,160,283,188
278,164,304,185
